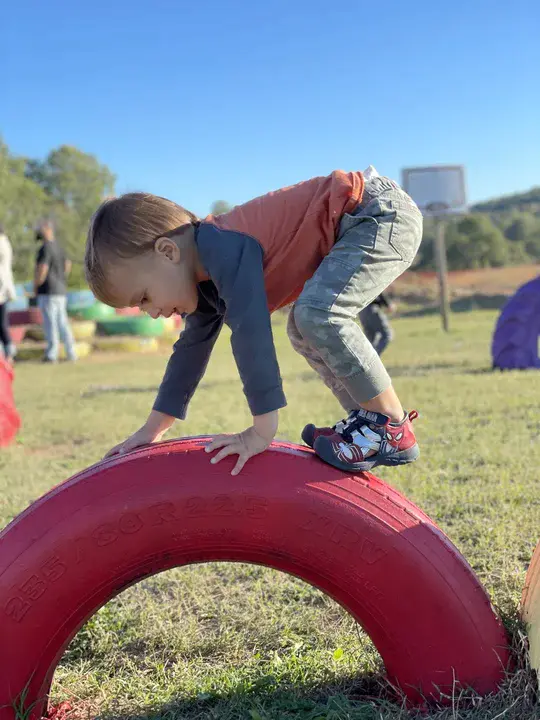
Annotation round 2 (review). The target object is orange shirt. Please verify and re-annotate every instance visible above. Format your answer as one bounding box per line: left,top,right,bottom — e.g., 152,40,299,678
204,170,364,311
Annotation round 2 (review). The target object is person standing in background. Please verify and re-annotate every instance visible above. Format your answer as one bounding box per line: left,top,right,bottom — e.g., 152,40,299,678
34,220,77,363
0,225,16,364
359,291,396,356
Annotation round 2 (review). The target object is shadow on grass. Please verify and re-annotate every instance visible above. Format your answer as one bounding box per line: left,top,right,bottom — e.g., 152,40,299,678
94,674,403,720
81,364,499,400
64,613,533,720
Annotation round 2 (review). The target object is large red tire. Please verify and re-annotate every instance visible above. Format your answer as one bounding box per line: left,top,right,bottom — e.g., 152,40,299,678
0,439,509,717
0,358,20,447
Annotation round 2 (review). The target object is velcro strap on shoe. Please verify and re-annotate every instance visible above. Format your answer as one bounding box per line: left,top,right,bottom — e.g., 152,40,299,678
350,426,381,452
354,407,389,427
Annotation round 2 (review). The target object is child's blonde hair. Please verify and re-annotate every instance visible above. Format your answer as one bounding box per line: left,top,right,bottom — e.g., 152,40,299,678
85,192,198,304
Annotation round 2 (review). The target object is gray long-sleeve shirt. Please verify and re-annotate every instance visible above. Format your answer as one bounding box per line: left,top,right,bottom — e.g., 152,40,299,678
153,223,286,420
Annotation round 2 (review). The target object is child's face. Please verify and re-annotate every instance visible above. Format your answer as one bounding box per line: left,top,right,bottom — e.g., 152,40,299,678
108,237,201,317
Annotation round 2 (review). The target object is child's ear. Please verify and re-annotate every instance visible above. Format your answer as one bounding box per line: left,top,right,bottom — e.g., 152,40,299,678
155,236,181,263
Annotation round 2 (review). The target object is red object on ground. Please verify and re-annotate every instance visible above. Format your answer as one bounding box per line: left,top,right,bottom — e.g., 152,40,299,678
42,701,72,720
8,308,43,326
0,440,509,717
9,326,27,345
0,358,20,447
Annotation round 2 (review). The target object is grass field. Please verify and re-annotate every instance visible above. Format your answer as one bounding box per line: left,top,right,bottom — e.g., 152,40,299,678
2,310,540,720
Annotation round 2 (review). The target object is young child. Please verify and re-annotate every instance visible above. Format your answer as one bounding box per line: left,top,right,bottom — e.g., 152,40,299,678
359,291,396,357
85,166,423,476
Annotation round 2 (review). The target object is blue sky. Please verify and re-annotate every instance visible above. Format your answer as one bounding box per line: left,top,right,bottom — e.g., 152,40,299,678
3,0,539,215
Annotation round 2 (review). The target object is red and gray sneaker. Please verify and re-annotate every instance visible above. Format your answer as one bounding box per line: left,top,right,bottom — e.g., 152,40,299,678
301,411,359,449
312,408,419,473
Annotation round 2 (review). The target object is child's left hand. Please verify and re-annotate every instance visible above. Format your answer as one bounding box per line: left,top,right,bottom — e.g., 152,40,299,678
205,410,278,476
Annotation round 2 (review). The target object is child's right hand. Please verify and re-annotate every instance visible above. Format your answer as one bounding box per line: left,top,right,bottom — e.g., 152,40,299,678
103,411,175,459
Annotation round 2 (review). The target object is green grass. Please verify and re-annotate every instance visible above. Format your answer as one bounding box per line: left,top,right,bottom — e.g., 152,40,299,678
2,310,540,719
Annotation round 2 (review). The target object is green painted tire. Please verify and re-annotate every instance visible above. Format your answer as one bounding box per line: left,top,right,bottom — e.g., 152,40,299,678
16,341,92,361
68,302,116,321
96,315,166,337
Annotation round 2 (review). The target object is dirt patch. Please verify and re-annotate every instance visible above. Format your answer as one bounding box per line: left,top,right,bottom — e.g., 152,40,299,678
392,264,539,304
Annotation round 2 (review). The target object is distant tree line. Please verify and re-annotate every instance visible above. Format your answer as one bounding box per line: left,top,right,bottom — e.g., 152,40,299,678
417,199,540,271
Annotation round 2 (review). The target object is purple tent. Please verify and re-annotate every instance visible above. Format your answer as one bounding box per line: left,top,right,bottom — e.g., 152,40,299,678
491,275,540,370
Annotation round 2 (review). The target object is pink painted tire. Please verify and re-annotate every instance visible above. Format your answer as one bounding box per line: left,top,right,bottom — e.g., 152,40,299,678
9,327,26,345
8,309,42,327
0,440,509,717
0,359,20,447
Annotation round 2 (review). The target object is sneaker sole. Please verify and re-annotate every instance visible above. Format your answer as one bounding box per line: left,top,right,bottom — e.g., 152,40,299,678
314,438,420,473
376,444,420,467
313,436,378,472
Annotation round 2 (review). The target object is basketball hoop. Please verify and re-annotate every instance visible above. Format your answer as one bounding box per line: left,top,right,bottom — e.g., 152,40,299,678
401,165,468,333
402,166,468,218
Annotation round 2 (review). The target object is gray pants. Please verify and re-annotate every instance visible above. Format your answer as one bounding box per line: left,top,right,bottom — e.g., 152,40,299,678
37,295,77,361
287,175,422,413
360,304,393,356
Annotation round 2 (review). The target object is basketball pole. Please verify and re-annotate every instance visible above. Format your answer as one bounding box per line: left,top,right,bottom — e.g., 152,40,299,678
401,164,467,334
434,218,451,332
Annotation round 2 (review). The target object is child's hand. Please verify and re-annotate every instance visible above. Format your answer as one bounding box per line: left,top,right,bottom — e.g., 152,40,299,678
205,410,278,476
103,411,175,459
104,426,163,459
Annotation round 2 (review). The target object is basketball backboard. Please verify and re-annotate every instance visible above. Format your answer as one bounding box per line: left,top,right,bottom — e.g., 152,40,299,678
401,165,467,217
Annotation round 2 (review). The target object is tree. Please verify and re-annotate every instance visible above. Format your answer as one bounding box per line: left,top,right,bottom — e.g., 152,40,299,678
26,145,116,270
524,228,540,261
26,145,115,217
210,200,232,215
0,139,116,284
445,215,509,270
472,186,540,213
501,212,540,243
0,139,48,279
